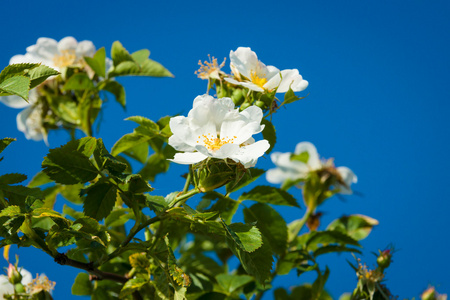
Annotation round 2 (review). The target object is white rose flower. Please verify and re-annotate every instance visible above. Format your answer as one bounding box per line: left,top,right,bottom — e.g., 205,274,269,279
0,268,32,298
224,47,308,93
168,94,270,168
266,142,357,194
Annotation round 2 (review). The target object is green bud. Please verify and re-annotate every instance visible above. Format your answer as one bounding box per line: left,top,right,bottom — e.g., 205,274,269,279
198,171,234,192
14,283,25,293
255,100,265,108
231,89,244,105
376,249,392,270
240,102,251,111
421,287,437,300
7,264,22,285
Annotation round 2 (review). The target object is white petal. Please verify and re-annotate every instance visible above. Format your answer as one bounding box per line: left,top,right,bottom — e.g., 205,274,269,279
9,54,32,65
230,139,269,168
20,268,33,285
212,143,240,159
229,47,259,78
266,168,290,184
17,106,44,141
336,166,357,194
0,95,30,108
27,38,58,61
294,142,321,170
0,275,14,297
57,36,78,52
238,81,264,92
169,152,207,165
76,40,96,58
276,69,307,93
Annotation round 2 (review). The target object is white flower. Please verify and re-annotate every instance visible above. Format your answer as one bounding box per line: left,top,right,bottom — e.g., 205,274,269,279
266,142,357,194
168,94,270,168
0,268,32,298
9,36,95,71
224,47,308,93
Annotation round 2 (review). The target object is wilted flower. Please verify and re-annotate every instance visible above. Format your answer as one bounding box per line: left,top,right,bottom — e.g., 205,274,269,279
225,47,308,93
0,267,32,298
26,274,55,295
168,94,270,168
195,55,226,80
266,142,357,194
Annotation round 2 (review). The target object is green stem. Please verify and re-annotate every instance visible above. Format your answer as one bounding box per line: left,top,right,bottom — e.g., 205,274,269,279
288,207,314,243
170,188,200,208
183,166,192,193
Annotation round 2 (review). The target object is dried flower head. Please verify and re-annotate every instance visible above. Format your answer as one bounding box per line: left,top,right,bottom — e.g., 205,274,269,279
195,55,226,80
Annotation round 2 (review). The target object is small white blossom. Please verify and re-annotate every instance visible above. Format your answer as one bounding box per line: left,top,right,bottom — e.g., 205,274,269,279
266,142,357,194
225,47,308,93
168,94,270,168
0,268,32,298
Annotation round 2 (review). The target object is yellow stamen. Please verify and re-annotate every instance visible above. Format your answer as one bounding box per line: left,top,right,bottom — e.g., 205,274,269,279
250,70,268,88
195,54,226,80
53,49,77,67
198,134,236,151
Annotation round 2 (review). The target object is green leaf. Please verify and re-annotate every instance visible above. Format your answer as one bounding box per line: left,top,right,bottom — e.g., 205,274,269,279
71,272,93,296
306,230,360,250
42,138,98,184
139,59,174,77
0,75,30,100
139,153,170,182
27,65,59,88
111,132,151,157
227,236,273,284
239,185,300,207
111,41,134,67
261,119,276,154
0,138,15,155
28,171,52,188
226,168,265,194
221,220,262,253
62,73,95,91
131,49,150,64
326,214,379,241
83,183,118,221
0,184,43,199
0,206,21,217
123,141,148,164
0,173,27,185
313,245,361,257
215,274,253,294
291,151,309,164
84,47,106,78
42,151,98,185
126,116,160,135
101,80,125,108
119,277,148,298
243,203,288,255
105,208,133,227
282,87,305,105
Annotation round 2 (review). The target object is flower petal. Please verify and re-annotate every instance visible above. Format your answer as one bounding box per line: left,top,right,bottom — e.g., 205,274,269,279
27,38,58,61
76,40,96,58
230,139,270,168
277,69,308,93
0,95,30,108
169,152,207,165
336,166,357,194
294,142,321,170
57,36,78,52
229,47,259,78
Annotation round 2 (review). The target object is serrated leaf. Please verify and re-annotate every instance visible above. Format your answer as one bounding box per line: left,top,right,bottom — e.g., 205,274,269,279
139,153,170,182
27,65,59,88
105,208,133,227
84,47,106,78
101,80,125,108
0,206,21,217
0,138,15,155
227,236,273,284
123,141,148,164
111,41,134,67
221,220,262,253
42,151,98,184
72,272,93,296
282,87,305,105
139,59,174,77
239,185,300,207
243,203,288,255
83,183,118,221
28,171,52,188
119,277,148,298
0,75,30,100
62,73,95,91
313,245,361,257
306,230,360,250
226,168,265,194
165,236,191,287
0,184,43,199
215,274,253,294
111,132,151,157
326,214,379,241
261,119,276,154
0,173,27,185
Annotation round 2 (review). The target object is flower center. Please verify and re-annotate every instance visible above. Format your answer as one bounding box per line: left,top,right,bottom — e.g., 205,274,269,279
250,70,268,88
197,133,237,151
53,49,77,67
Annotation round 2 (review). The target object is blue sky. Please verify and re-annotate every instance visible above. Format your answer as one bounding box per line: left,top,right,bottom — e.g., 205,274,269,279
0,0,449,298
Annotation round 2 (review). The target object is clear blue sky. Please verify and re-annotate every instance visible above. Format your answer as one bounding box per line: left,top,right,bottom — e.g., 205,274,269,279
0,0,449,298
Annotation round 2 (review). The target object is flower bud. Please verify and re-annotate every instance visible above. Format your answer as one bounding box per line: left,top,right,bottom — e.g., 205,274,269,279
231,88,244,105
421,287,437,300
376,249,392,270
239,102,251,111
255,100,265,109
7,263,22,285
